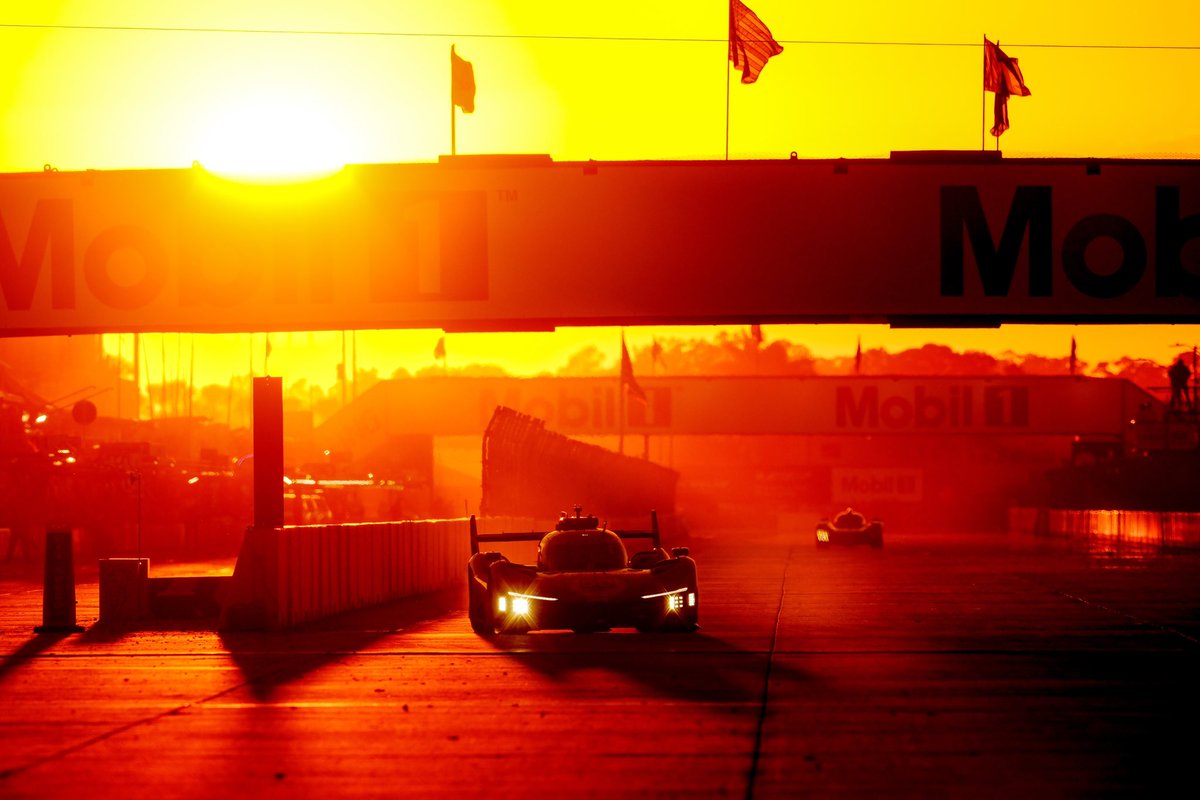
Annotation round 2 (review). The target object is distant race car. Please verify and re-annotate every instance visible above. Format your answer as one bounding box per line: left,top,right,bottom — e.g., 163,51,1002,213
467,507,699,635
815,507,884,549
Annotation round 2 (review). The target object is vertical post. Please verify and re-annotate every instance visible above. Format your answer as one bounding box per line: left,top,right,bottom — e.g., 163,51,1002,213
253,376,284,529
725,4,732,161
142,334,154,420
134,333,143,420
160,335,167,419
116,334,122,420
34,529,84,633
135,472,142,558
175,332,182,417
993,40,1002,154
618,381,625,455
247,335,254,428
450,46,457,157
188,335,194,418
981,36,986,151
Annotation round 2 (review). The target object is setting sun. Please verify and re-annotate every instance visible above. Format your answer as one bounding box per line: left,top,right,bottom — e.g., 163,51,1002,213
193,85,352,180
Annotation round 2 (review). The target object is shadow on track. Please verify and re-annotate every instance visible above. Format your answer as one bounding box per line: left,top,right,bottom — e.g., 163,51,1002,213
0,631,74,687
478,629,813,704
216,586,464,702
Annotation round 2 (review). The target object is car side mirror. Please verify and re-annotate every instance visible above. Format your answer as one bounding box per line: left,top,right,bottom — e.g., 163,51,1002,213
671,546,689,558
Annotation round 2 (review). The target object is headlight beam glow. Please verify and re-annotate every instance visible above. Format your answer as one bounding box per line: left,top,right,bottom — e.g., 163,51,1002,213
508,592,558,602
641,587,689,599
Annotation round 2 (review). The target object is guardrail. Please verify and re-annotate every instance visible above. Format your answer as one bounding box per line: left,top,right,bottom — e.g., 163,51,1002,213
1009,507,1200,551
220,516,535,630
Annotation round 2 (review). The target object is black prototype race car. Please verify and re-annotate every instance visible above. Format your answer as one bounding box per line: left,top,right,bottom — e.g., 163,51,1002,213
815,507,884,549
467,508,698,634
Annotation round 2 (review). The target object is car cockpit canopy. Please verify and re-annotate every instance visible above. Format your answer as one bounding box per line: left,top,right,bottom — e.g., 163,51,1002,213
539,529,628,572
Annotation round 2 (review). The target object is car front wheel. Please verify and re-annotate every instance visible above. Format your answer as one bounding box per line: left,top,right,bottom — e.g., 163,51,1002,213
467,568,493,635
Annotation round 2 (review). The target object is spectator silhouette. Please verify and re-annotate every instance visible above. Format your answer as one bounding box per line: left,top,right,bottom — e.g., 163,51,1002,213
1168,356,1192,411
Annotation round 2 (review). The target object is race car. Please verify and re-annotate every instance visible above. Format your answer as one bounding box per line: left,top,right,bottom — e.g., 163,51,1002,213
815,507,884,549
467,507,698,635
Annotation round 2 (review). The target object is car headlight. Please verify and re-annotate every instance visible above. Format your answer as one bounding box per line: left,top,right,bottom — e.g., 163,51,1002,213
643,587,692,612
500,591,557,617
817,530,829,542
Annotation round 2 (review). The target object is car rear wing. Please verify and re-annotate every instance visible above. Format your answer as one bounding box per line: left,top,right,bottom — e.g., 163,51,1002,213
469,511,661,555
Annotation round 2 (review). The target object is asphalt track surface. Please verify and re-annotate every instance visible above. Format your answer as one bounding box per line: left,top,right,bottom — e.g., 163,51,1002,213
1,529,1197,798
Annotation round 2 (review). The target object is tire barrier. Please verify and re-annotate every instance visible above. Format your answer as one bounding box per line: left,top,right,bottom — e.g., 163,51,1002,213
1010,506,1200,551
220,517,528,631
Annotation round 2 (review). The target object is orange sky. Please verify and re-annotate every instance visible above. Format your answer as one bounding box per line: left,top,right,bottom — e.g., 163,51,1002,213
101,326,1200,392
5,1,1200,168
4,1,1200,383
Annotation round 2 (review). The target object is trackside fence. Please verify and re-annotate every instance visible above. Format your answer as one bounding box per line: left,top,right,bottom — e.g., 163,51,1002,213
1009,507,1200,551
220,516,534,630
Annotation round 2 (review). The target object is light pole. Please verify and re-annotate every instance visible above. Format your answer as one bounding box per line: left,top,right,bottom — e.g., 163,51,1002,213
128,471,142,558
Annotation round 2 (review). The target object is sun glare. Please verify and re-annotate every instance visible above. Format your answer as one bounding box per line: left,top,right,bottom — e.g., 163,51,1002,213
195,91,350,182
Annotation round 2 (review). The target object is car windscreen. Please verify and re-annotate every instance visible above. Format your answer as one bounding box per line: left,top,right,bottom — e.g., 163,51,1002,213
540,531,628,572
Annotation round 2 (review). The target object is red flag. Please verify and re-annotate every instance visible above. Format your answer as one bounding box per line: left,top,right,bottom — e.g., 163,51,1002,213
433,336,446,360
1070,336,1077,375
854,336,862,375
750,324,764,344
451,45,475,113
621,334,647,405
984,38,1031,137
729,0,783,84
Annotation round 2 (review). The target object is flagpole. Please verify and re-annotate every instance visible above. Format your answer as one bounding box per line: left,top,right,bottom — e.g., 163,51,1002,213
725,62,731,161
725,3,732,161
618,331,626,454
133,333,139,420
994,40,1002,153
620,334,625,455
116,334,123,420
618,375,625,455
142,334,153,420
161,334,168,419
981,35,986,151
450,46,457,157
188,334,194,419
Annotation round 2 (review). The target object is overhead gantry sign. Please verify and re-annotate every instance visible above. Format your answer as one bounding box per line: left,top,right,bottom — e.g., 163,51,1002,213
1,153,1197,336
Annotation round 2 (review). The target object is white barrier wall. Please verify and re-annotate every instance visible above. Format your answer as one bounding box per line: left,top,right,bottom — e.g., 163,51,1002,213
1009,507,1200,551
221,516,534,630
